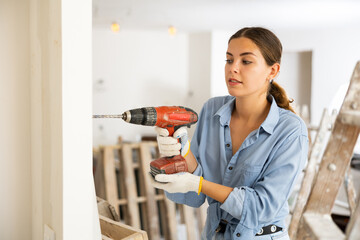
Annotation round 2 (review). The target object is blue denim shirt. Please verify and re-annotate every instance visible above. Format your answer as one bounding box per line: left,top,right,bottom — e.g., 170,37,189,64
165,95,308,239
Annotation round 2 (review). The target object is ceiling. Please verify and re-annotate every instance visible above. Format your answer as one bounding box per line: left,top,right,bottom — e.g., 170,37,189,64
92,0,360,32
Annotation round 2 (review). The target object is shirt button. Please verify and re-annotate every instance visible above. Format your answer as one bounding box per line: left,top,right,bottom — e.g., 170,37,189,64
226,144,230,147
236,233,241,237
228,166,233,170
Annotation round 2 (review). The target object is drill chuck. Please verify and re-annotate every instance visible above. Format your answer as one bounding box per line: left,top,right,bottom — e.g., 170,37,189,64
124,107,157,126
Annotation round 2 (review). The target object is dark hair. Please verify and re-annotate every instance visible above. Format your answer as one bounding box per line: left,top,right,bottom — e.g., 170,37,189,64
229,27,295,113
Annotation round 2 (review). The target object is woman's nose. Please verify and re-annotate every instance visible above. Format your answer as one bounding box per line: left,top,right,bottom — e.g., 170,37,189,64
230,63,239,73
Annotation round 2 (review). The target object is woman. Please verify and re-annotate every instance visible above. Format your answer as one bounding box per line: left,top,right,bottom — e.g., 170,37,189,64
152,27,308,240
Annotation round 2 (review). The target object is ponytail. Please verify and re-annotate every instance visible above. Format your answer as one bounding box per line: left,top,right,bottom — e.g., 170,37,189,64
269,82,295,114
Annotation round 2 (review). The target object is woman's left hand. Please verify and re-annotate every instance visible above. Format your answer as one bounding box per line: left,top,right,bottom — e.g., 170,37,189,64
151,172,201,194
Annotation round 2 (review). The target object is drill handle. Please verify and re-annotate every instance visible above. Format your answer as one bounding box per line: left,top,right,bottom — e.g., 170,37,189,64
167,124,192,137
166,127,175,137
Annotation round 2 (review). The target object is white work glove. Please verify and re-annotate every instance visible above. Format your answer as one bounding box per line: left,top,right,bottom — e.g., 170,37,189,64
155,127,190,157
151,172,201,194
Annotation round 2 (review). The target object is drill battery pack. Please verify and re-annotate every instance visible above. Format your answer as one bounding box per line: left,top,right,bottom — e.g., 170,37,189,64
150,155,188,177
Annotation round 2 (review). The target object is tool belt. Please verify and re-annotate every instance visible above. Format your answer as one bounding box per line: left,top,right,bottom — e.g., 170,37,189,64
215,219,283,236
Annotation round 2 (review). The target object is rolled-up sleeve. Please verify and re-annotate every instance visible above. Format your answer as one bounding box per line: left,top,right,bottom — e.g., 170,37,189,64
220,187,245,218
221,133,308,228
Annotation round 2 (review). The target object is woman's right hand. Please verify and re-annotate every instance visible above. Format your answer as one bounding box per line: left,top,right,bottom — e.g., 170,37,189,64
155,127,190,157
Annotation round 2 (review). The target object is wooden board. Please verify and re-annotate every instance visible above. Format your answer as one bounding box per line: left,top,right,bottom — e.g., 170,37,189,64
97,197,120,221
338,61,360,127
195,202,208,237
121,144,141,229
102,234,113,240
302,213,345,240
344,166,357,216
103,147,119,215
179,204,196,240
346,198,360,239
94,147,106,199
139,143,160,239
164,198,178,240
100,215,148,240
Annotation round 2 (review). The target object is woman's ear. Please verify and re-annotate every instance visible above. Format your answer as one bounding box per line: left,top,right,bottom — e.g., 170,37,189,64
268,63,280,81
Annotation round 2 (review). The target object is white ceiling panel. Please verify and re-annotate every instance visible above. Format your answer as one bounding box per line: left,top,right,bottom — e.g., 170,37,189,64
93,0,360,32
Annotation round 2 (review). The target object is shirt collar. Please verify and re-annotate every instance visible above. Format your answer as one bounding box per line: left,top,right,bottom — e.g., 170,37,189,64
260,95,280,134
213,95,280,134
214,97,236,127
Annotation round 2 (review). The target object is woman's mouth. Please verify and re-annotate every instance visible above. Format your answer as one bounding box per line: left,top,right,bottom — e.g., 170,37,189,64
228,78,242,85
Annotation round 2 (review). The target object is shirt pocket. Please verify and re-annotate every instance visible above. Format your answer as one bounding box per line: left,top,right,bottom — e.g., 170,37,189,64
237,164,263,187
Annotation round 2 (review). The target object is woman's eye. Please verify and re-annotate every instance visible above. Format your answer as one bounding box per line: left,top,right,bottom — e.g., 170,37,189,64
242,60,252,65
225,59,233,64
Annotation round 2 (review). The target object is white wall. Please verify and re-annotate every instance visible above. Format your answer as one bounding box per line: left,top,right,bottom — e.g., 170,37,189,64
210,31,230,98
185,33,212,137
92,29,189,145
1,0,100,239
62,1,101,240
278,27,360,125
0,1,31,239
185,33,212,114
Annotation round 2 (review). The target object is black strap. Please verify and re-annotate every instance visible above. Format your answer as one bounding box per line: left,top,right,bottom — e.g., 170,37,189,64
255,225,282,236
215,220,228,233
215,220,282,236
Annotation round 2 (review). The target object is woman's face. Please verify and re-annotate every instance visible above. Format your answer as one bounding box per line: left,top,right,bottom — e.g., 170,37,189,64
225,37,275,98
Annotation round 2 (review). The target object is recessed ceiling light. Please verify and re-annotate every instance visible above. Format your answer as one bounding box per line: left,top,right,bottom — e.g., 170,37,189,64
111,22,120,33
168,26,177,36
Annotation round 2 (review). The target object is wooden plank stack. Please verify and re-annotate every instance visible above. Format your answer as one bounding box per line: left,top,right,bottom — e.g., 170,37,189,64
94,141,207,240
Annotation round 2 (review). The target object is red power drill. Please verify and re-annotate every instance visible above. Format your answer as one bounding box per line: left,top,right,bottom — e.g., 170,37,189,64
93,106,198,177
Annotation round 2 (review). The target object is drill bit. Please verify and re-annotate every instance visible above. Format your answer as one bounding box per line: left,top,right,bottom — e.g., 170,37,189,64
92,114,125,119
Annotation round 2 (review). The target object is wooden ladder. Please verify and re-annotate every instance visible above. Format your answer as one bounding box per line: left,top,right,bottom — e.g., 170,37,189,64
289,108,337,238
293,61,360,239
